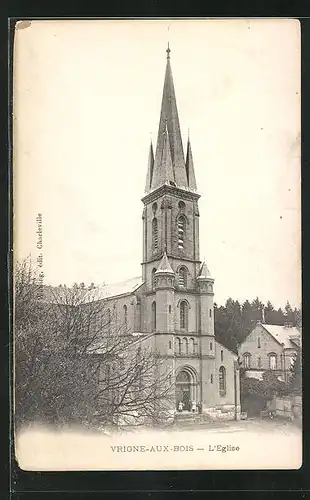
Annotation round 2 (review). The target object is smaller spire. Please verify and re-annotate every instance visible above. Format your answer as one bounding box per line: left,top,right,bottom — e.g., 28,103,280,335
197,261,213,279
155,252,174,275
185,137,197,191
144,140,154,193
166,42,171,59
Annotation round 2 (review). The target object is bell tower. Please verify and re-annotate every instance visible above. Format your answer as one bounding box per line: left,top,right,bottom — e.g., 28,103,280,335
142,45,201,292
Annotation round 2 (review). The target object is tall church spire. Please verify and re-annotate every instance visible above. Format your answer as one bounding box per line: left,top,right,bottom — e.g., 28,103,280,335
150,45,188,191
151,122,175,189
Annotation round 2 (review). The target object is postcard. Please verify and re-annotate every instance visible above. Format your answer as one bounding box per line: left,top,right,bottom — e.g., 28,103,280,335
13,18,302,470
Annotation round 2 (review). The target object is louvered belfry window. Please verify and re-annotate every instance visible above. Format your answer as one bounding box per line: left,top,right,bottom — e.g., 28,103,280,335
179,266,187,287
177,216,185,249
152,218,158,252
152,268,156,289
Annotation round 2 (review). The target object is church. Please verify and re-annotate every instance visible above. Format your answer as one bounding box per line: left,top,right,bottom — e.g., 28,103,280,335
95,46,241,421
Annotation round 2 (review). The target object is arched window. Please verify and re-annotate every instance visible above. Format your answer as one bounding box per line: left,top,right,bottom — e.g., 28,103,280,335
257,337,261,348
178,200,186,212
123,305,128,332
183,337,188,355
176,337,182,355
152,218,158,252
269,353,277,370
219,366,226,396
243,353,251,368
180,301,189,331
177,215,186,249
152,268,157,289
258,357,262,368
178,266,188,287
151,301,156,331
190,337,195,354
176,370,190,383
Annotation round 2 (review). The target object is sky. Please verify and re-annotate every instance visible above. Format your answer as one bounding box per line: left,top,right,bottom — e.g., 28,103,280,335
13,19,301,309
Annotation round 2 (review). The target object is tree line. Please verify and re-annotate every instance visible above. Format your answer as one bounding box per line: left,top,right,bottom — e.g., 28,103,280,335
214,297,302,353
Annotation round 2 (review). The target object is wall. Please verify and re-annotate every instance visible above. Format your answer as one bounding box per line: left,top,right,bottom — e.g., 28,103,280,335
239,324,284,371
103,293,137,335
213,342,239,409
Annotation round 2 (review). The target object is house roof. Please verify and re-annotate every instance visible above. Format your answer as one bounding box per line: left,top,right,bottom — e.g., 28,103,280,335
261,324,301,349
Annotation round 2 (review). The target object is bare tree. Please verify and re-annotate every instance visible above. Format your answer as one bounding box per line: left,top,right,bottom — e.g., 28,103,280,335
14,258,174,431
95,344,174,429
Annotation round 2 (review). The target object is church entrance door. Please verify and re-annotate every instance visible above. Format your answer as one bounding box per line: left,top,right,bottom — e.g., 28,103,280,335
176,370,191,411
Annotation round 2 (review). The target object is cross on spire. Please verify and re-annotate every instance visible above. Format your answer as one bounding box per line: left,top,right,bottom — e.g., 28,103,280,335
166,42,171,59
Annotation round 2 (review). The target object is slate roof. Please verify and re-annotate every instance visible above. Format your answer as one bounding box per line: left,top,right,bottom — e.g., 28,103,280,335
40,276,144,304
261,324,301,349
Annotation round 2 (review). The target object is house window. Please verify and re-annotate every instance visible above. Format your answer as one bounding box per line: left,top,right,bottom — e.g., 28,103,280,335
219,366,226,396
210,374,213,384
258,357,262,368
178,266,188,287
210,342,213,351
257,337,261,348
152,268,156,289
176,337,181,355
177,215,186,249
180,301,189,331
221,350,224,362
169,341,172,349
169,305,172,313
123,305,128,332
151,301,156,331
152,218,158,252
243,353,251,368
269,353,277,370
209,309,212,318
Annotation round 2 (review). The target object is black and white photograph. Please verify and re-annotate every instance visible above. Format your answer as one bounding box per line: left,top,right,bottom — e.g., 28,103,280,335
13,19,301,470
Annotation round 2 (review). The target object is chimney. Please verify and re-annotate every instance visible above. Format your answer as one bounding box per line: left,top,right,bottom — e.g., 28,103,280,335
284,321,293,328
261,306,265,323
